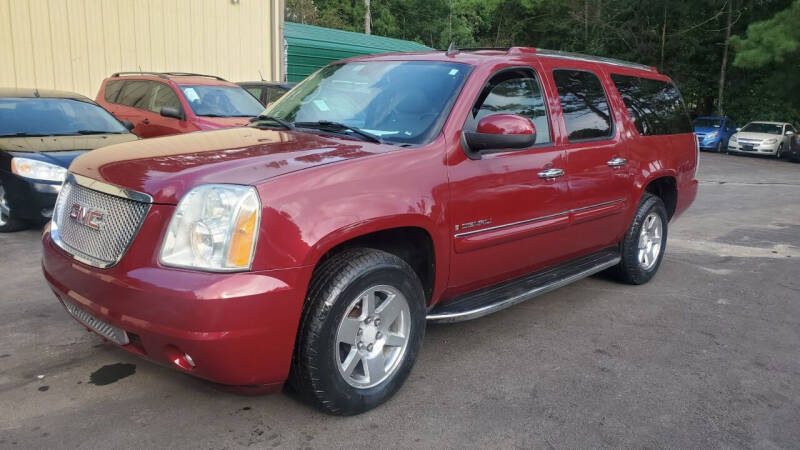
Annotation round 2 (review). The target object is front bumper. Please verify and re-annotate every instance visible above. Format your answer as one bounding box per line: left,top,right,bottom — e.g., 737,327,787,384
0,171,60,222
727,143,779,155
42,226,312,387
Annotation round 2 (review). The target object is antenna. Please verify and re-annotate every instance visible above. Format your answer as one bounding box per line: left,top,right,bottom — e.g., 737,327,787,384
446,41,459,56
33,87,40,98
258,70,265,82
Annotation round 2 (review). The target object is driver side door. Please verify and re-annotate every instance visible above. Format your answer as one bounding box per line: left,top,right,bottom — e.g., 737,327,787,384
446,65,573,294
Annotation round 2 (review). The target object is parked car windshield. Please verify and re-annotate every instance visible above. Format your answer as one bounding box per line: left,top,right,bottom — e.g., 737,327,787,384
264,61,471,145
694,118,722,128
178,85,264,117
741,122,782,134
0,98,128,137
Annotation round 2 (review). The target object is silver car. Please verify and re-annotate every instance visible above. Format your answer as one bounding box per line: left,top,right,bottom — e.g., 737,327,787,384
728,121,797,158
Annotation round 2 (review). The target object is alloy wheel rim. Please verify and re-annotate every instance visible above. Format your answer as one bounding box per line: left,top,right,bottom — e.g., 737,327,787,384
334,284,411,389
637,212,663,270
0,184,8,227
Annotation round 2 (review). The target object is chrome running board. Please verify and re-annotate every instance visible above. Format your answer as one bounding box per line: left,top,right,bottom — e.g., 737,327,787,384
426,248,620,323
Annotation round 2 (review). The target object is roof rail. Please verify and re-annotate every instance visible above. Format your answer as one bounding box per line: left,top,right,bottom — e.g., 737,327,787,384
111,71,228,81
535,48,656,72
112,71,169,79
161,72,228,81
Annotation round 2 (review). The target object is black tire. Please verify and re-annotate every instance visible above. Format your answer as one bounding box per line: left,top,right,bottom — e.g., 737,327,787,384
776,143,784,159
610,193,668,285
0,181,28,233
715,141,723,153
290,248,426,415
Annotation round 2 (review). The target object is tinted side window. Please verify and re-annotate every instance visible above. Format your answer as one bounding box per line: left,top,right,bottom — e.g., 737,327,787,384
150,83,182,113
104,80,124,103
553,70,613,141
611,74,692,135
117,81,152,110
244,86,264,101
470,69,551,144
266,87,289,104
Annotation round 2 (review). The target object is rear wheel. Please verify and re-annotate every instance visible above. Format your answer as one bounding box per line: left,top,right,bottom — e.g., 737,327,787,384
0,182,27,233
290,248,426,415
611,193,668,285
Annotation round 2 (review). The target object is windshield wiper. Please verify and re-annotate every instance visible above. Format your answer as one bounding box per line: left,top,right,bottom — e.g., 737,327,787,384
75,130,121,135
295,121,383,144
249,115,295,130
0,132,54,137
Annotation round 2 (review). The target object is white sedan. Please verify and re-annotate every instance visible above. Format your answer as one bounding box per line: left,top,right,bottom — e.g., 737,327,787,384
728,121,797,158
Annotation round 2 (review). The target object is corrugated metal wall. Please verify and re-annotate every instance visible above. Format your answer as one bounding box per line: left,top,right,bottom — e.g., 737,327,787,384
0,0,284,99
285,22,432,82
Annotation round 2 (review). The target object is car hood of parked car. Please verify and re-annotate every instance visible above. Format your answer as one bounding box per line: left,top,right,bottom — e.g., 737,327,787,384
193,116,254,130
68,127,401,204
693,126,723,134
734,131,784,141
0,133,138,153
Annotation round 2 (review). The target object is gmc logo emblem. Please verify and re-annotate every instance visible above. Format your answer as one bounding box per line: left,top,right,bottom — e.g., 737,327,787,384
68,203,105,230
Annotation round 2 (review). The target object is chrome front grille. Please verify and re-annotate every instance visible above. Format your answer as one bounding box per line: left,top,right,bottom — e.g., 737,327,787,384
738,138,762,145
63,299,129,345
52,174,151,268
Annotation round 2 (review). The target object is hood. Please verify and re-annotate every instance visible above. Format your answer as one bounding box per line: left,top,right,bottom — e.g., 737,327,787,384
735,132,783,141
69,127,399,204
0,133,138,153
693,126,723,134
193,116,253,130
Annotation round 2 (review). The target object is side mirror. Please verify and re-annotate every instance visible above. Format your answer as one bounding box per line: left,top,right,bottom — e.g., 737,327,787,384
736,127,741,132
160,106,184,120
463,114,536,159
121,120,135,131
786,130,794,136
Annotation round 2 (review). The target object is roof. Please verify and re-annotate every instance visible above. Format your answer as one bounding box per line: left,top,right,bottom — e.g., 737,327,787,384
345,47,661,77
747,121,790,125
0,87,92,101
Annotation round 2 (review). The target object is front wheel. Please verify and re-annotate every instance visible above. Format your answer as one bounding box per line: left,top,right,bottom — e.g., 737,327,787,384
290,248,426,415
0,182,28,233
776,143,785,159
611,193,668,285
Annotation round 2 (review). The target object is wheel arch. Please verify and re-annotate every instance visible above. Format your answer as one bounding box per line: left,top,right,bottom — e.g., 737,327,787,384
641,175,677,220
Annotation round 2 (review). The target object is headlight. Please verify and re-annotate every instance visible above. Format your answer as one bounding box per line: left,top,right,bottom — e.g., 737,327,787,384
706,131,719,139
730,135,737,142
11,157,67,182
160,185,260,271
764,138,778,144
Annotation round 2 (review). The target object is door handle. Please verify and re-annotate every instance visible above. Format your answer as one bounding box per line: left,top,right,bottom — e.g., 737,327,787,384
607,157,627,167
141,119,150,125
537,168,565,179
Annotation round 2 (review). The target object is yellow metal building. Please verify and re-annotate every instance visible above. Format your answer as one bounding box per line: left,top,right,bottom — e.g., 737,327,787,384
0,0,284,99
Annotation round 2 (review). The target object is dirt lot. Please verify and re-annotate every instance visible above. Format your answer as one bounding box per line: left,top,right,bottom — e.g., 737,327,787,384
1,152,799,449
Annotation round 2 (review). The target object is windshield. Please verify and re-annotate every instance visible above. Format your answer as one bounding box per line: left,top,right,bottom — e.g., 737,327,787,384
0,98,128,137
264,61,471,145
694,118,722,128
179,85,264,117
741,122,782,134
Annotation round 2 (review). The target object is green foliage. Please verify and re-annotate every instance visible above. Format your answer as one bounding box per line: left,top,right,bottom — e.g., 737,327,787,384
285,0,799,125
732,0,800,67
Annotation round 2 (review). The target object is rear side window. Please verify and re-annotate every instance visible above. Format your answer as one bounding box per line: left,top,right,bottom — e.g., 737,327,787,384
150,83,182,113
104,80,124,103
553,70,613,141
117,81,153,110
611,74,692,135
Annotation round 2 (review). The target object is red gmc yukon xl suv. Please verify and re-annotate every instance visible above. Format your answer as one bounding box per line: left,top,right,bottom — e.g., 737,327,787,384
42,48,698,415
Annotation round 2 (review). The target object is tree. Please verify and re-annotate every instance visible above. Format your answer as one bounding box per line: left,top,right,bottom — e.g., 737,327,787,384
731,0,800,67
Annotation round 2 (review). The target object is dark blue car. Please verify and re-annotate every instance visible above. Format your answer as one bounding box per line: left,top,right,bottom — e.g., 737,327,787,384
0,88,138,232
694,116,737,152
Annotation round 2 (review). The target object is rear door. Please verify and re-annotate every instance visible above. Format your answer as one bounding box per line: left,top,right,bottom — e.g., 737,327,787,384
540,61,632,255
